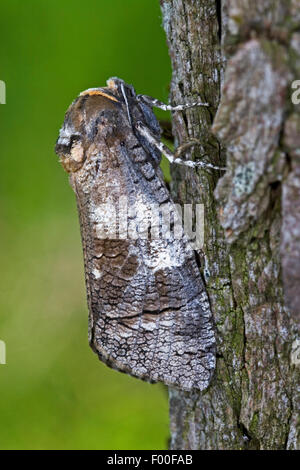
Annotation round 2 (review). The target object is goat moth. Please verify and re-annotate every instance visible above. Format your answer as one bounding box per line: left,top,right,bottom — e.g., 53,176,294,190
55,77,216,391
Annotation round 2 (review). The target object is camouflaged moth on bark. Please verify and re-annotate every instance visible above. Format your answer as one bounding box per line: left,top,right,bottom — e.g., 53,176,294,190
55,77,216,391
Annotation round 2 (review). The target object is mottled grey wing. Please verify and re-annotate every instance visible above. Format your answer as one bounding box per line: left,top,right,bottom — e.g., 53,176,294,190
56,87,215,391
90,237,215,391
80,145,215,392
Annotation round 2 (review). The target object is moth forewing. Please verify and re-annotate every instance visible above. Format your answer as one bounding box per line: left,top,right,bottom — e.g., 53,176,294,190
55,78,216,391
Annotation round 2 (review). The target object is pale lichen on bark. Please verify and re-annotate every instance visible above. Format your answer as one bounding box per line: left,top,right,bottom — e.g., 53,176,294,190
160,0,300,450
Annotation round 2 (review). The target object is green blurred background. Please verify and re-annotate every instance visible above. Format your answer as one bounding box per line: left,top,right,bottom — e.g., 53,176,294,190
0,0,172,450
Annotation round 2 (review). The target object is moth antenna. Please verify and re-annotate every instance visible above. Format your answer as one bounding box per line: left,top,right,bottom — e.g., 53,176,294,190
120,82,132,126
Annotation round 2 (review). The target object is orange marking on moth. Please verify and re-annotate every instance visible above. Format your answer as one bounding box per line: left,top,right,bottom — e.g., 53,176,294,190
81,90,119,102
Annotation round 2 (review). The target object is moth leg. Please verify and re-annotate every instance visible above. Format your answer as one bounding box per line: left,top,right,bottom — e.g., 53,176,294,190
174,138,202,158
158,123,201,150
135,121,226,171
137,94,209,111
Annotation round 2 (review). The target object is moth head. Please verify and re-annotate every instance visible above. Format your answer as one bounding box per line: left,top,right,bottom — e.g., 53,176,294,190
55,87,123,174
106,77,136,99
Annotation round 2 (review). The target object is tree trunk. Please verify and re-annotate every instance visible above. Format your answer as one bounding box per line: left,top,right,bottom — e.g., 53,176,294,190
160,0,300,450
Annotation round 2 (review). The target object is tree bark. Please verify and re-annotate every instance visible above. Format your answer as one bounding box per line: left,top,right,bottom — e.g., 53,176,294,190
160,0,300,450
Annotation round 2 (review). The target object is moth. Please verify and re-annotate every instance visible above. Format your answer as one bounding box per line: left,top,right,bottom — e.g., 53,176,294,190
55,77,217,391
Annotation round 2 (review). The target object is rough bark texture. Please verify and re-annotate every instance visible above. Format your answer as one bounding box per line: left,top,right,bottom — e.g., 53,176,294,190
160,0,300,450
